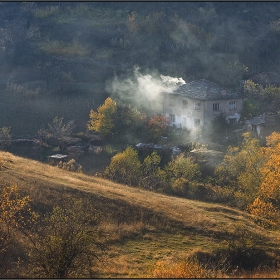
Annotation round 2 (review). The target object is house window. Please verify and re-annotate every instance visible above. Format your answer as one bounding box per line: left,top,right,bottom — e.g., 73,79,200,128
182,99,188,108
194,102,200,110
213,103,220,111
169,97,175,106
229,101,237,110
169,114,175,122
194,118,200,127
229,118,236,125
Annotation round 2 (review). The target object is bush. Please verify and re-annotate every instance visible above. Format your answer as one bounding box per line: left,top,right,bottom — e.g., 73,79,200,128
57,158,82,172
104,147,141,186
28,199,103,278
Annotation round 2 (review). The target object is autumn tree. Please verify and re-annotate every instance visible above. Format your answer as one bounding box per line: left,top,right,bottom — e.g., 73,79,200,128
214,132,264,208
140,151,162,190
28,199,103,278
147,114,169,142
0,186,34,277
163,154,201,197
88,97,117,136
104,146,141,186
248,132,280,227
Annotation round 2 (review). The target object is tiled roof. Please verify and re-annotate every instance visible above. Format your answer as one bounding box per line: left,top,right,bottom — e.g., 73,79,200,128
246,116,266,125
171,79,241,100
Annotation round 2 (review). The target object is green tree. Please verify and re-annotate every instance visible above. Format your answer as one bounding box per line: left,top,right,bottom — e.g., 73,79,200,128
243,80,280,113
113,104,146,136
240,99,258,120
214,132,264,208
163,154,201,196
104,146,141,186
88,97,117,136
141,151,162,190
211,112,229,134
28,199,103,278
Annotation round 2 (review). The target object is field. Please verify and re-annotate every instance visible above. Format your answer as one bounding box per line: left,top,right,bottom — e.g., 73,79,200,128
1,150,280,277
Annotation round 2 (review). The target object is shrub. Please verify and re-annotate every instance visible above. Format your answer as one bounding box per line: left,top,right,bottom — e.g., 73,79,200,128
28,199,103,278
164,154,201,183
104,146,141,186
0,186,35,277
57,159,82,172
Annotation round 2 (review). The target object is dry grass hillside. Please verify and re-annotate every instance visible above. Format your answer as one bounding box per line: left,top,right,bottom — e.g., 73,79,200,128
1,151,280,277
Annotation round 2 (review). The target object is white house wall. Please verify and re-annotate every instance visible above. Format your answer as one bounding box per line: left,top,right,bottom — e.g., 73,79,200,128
164,94,243,130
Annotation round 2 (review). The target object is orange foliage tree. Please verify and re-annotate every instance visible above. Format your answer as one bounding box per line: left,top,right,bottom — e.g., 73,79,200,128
248,132,280,227
147,114,169,141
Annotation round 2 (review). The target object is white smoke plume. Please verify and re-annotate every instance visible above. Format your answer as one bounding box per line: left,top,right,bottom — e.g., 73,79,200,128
106,67,185,111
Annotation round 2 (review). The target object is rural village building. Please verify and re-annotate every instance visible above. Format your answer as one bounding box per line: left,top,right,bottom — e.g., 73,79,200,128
245,112,278,142
162,79,243,130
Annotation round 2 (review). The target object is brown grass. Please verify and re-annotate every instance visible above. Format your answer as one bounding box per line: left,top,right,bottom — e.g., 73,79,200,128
0,151,280,277
0,151,267,233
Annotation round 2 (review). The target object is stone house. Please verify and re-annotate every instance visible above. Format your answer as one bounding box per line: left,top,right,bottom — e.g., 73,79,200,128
245,112,278,143
162,79,243,130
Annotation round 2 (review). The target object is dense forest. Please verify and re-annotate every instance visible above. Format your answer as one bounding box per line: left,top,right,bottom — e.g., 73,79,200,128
2,2,280,278
1,2,280,135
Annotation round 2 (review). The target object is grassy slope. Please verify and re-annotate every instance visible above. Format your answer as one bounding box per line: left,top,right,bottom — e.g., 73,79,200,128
0,151,279,277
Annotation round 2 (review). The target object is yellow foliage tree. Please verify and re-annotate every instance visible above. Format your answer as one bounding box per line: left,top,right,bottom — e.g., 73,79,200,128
104,146,142,186
214,132,264,208
248,132,280,227
87,97,117,136
0,186,35,277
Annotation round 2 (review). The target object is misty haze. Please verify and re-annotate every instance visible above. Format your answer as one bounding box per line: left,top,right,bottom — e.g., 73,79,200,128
1,2,280,278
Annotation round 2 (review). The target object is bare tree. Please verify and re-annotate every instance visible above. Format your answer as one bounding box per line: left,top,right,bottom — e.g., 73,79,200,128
38,117,75,146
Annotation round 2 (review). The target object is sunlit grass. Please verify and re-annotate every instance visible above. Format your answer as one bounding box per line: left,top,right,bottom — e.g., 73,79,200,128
1,151,280,277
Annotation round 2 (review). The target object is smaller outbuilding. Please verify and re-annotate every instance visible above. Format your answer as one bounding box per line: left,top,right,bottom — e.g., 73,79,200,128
47,154,68,165
245,112,278,142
